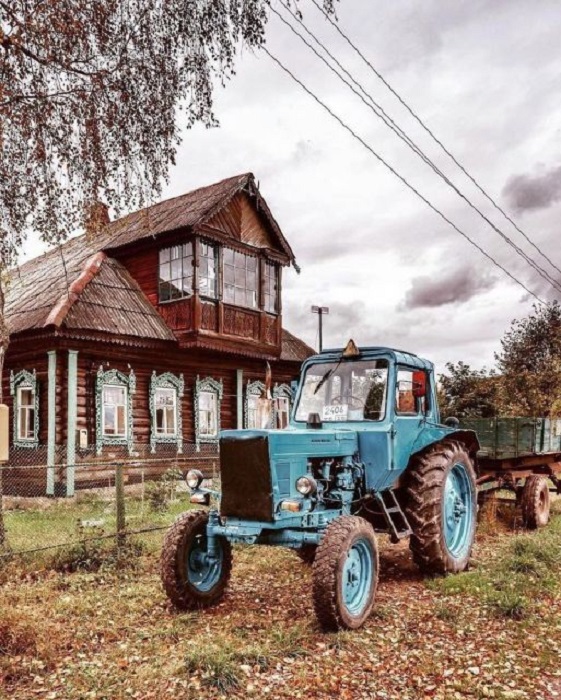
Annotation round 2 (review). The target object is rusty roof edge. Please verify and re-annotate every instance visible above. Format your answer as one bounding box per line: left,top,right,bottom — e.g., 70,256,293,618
44,251,107,329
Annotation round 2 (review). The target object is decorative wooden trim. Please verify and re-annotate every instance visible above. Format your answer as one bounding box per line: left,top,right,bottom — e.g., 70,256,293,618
194,375,223,451
273,382,293,427
95,365,136,455
149,371,185,454
10,369,39,448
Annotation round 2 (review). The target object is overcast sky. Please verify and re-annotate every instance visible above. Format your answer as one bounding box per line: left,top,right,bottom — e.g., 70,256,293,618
23,0,561,374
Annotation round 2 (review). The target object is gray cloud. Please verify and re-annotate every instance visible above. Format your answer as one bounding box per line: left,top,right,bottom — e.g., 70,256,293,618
403,266,496,309
503,165,561,213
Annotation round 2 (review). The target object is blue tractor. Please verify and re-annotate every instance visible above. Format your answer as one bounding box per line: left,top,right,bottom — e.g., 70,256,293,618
161,341,479,630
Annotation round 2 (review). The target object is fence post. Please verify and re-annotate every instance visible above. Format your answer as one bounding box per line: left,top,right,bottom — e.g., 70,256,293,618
0,404,9,548
115,462,126,548
0,465,5,548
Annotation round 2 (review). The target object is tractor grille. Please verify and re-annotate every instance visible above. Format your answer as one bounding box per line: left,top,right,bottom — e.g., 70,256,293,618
220,435,274,522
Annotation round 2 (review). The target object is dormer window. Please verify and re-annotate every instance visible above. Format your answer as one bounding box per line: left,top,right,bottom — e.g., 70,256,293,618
159,243,194,302
263,261,279,314
223,249,258,309
199,242,218,299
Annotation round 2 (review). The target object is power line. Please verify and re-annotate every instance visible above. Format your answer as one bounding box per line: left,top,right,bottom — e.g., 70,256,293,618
272,2,561,295
261,46,544,304
309,0,561,280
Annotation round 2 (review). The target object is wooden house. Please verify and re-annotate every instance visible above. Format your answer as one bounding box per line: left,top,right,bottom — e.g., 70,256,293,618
3,173,314,496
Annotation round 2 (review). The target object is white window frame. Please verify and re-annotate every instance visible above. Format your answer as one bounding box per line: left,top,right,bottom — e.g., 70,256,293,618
10,369,39,448
95,366,136,454
154,387,177,437
194,376,223,450
102,384,128,438
149,372,185,453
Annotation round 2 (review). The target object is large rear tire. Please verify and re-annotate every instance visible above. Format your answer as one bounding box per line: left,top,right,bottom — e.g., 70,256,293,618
161,510,232,610
521,475,550,529
312,516,378,631
405,440,477,575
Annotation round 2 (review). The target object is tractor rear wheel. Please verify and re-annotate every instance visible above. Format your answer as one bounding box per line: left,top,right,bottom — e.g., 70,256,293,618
161,510,232,610
312,516,378,631
405,440,477,575
521,475,550,529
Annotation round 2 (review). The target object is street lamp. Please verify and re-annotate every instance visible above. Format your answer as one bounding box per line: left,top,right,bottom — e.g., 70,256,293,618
311,305,329,352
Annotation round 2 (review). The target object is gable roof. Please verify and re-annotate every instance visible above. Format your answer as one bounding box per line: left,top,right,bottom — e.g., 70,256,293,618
103,172,295,263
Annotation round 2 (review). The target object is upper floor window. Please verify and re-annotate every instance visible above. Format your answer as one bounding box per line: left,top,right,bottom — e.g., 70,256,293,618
263,262,279,314
159,243,193,302
223,249,258,309
199,242,218,299
10,370,39,447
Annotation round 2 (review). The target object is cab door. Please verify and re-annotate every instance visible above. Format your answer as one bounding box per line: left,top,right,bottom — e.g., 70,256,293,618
391,367,426,473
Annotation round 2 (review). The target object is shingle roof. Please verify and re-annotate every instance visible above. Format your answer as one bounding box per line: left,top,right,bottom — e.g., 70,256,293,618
103,172,295,262
280,329,315,362
6,174,306,354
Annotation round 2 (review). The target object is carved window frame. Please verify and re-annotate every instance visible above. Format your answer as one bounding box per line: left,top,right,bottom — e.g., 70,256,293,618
244,380,273,429
10,369,39,448
95,366,136,455
149,372,185,453
273,383,293,429
194,376,223,450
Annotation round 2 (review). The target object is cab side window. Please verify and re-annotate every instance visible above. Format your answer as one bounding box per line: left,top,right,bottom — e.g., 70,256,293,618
396,369,417,415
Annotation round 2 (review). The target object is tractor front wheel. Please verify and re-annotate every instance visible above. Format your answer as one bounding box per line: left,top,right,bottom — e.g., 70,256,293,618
160,510,232,610
521,475,550,529
312,516,378,631
405,440,477,575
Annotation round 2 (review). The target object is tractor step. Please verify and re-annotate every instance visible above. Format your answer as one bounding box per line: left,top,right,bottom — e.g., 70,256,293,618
373,490,412,543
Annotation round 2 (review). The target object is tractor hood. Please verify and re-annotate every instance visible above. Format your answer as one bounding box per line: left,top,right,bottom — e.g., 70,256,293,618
220,427,359,459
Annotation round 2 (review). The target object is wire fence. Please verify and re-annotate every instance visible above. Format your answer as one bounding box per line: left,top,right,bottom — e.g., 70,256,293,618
0,442,218,567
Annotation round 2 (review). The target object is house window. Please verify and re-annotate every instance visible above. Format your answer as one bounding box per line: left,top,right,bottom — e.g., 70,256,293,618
10,370,39,448
159,243,194,302
223,248,258,309
95,366,136,454
199,242,218,299
17,387,36,441
273,383,293,429
245,380,271,429
150,372,185,453
194,376,223,449
263,262,279,314
102,386,127,436
155,388,176,436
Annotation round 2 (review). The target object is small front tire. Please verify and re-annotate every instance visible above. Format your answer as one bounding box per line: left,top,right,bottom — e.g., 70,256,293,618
312,516,378,631
521,475,550,529
160,510,232,610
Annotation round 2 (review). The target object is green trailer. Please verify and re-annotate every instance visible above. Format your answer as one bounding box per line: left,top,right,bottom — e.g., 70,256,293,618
461,417,561,528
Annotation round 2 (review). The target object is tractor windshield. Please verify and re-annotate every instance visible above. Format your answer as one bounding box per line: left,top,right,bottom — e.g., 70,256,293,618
294,359,389,423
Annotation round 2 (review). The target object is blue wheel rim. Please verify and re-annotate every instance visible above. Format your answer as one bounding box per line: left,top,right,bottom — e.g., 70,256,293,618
187,534,224,592
443,462,474,559
342,537,375,616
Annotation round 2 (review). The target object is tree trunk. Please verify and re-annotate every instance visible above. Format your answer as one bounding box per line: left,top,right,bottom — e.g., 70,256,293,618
0,274,9,547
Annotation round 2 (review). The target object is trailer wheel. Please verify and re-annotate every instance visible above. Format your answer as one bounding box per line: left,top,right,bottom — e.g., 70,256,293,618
405,440,477,575
312,516,378,631
521,475,550,529
295,545,317,565
160,510,232,610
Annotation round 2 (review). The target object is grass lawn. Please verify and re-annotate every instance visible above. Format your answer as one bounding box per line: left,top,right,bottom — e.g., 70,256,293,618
0,499,560,699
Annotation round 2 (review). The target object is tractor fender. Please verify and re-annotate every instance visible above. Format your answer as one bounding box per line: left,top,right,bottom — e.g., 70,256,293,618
410,427,480,463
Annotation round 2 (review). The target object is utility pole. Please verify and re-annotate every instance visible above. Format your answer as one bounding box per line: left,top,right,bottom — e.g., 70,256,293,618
311,306,329,352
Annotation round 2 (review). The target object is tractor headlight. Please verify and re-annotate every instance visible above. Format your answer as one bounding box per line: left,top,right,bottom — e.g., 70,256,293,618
186,469,204,490
296,475,317,496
